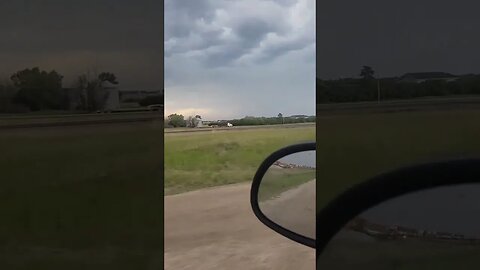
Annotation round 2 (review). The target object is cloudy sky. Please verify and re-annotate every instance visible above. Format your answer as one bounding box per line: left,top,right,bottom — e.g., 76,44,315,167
317,0,480,79
165,0,315,120
0,0,162,90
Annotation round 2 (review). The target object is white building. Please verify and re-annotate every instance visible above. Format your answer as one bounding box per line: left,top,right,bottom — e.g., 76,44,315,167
103,88,120,111
96,81,119,112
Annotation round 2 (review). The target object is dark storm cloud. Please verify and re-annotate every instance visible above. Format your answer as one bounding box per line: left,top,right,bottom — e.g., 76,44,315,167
317,0,480,79
235,18,273,43
165,0,315,119
0,0,161,52
165,0,314,67
0,0,162,89
251,34,314,64
164,0,216,39
200,18,280,67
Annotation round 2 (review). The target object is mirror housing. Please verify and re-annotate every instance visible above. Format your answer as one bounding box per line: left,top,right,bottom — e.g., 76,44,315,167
318,183,480,269
316,158,480,258
251,142,316,248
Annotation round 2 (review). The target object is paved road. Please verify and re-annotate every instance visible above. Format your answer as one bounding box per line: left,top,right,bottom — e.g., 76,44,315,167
164,183,315,270
0,112,162,129
164,123,315,134
317,96,480,115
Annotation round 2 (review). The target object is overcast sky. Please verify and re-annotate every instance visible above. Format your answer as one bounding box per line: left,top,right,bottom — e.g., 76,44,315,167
0,0,162,90
165,0,315,120
317,0,480,79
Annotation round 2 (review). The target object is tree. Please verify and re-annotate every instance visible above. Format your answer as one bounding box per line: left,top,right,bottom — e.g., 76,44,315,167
167,113,186,127
10,67,65,111
360,66,375,80
98,72,119,86
73,74,88,110
0,79,21,112
186,116,194,127
278,113,284,124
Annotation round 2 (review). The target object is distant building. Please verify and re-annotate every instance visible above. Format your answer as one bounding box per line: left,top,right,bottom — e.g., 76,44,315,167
96,81,119,111
119,89,162,102
289,115,309,119
195,118,204,127
64,87,162,112
399,72,458,83
187,115,204,128
103,89,120,111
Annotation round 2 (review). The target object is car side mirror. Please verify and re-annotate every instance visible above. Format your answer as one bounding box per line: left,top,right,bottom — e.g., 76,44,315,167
250,142,316,248
316,158,480,265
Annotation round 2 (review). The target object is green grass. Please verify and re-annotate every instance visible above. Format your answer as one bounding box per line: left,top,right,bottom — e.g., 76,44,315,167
317,109,480,209
164,126,316,194
0,122,163,268
2,108,480,267
258,167,315,201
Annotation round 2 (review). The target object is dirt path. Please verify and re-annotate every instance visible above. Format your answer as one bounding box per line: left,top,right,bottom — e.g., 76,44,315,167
164,183,315,270
260,180,315,239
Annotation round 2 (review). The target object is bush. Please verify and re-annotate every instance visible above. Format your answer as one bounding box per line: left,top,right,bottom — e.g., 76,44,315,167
167,113,186,127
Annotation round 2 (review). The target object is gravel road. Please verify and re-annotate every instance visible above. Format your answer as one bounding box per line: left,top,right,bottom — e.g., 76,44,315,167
164,183,315,270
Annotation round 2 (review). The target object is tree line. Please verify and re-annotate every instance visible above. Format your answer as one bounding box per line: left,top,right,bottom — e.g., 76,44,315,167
0,67,163,113
228,115,315,126
318,66,480,103
166,113,315,128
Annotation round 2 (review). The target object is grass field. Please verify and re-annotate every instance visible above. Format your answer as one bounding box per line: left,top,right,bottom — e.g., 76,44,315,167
164,126,316,195
0,121,163,269
258,167,315,201
0,121,313,268
2,106,480,268
317,108,480,209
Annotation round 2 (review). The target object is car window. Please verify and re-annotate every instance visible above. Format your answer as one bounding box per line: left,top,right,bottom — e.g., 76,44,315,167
317,0,480,208
0,1,163,268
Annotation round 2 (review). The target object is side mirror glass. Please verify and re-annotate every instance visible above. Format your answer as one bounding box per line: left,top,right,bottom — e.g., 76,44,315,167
251,143,316,248
319,183,480,269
